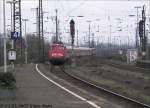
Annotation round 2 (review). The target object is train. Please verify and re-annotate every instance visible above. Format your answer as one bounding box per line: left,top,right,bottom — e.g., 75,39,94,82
48,42,95,65
48,42,66,65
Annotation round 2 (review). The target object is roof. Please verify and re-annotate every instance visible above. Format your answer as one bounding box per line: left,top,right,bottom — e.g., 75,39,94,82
66,46,95,50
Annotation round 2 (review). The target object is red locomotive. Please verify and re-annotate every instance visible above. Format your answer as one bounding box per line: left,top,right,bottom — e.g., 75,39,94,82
48,42,66,65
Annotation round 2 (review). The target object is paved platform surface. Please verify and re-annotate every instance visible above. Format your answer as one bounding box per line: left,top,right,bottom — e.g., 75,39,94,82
0,64,94,108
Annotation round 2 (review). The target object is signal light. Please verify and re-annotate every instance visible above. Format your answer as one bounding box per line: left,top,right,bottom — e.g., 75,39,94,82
139,20,144,38
70,19,75,38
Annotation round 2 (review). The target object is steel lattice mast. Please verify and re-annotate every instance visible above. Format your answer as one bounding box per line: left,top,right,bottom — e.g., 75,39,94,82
13,0,22,60
38,0,44,62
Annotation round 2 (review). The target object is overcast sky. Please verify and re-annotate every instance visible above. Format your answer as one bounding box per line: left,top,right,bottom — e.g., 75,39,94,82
0,0,150,46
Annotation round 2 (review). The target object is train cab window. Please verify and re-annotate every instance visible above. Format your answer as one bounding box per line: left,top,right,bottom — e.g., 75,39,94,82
57,46,64,50
51,46,57,50
50,45,64,50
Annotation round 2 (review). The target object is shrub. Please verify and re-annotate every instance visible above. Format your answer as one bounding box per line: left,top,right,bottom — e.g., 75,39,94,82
0,72,16,89
106,54,127,62
136,60,150,69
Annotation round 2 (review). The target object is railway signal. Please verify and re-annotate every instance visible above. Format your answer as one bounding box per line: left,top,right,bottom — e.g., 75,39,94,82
70,19,76,67
139,20,143,37
138,5,147,59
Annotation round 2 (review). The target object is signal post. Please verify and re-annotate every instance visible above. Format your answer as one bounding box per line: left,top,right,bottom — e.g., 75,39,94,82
139,6,147,60
70,19,76,67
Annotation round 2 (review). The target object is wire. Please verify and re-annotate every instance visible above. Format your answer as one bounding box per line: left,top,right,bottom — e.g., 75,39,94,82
67,0,88,16
22,0,149,2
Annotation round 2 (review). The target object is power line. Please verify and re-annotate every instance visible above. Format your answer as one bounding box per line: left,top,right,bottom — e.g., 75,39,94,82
17,0,149,2
67,0,87,16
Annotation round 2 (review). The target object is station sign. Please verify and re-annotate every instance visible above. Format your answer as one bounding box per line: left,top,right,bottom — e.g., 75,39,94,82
8,50,16,61
118,50,123,55
11,32,19,40
127,49,138,64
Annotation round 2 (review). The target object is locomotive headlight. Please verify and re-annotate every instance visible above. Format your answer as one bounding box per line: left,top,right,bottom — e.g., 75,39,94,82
58,53,63,56
52,53,57,56
51,53,63,57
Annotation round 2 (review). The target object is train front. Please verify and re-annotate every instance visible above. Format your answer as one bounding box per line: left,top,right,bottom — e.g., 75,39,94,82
48,43,66,65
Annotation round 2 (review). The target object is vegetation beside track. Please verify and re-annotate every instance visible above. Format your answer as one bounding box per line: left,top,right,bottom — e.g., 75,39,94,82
102,53,127,62
0,66,16,89
0,72,16,89
66,55,150,105
136,60,150,69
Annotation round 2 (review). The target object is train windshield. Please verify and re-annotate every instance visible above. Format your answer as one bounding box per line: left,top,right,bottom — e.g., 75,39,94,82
51,45,64,50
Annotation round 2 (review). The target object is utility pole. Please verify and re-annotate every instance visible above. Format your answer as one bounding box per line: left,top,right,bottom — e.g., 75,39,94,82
3,0,7,73
108,16,112,48
7,0,17,69
92,33,95,48
87,20,91,48
135,6,141,48
38,0,41,62
6,1,14,33
77,30,79,47
31,7,40,62
13,0,22,61
22,19,29,64
38,0,44,62
142,5,146,59
55,9,58,42
30,7,40,62
7,1,14,50
149,1,150,60
127,25,129,48
36,7,39,38
83,32,87,47
35,7,41,62
41,1,44,62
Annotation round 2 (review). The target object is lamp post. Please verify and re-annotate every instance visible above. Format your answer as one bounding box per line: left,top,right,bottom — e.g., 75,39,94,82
22,19,29,64
3,0,7,73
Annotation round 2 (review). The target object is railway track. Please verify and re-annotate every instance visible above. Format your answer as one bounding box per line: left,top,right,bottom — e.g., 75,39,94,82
100,60,150,74
43,64,150,108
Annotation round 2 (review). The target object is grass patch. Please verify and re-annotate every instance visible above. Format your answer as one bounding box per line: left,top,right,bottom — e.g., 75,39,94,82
69,68,150,105
0,72,16,89
0,65,12,73
90,77,128,92
0,95,28,103
136,60,150,69
141,95,150,105
93,77,150,105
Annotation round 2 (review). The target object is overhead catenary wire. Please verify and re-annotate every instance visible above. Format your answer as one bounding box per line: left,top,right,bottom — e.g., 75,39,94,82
0,0,1,34
14,0,149,2
66,0,87,16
